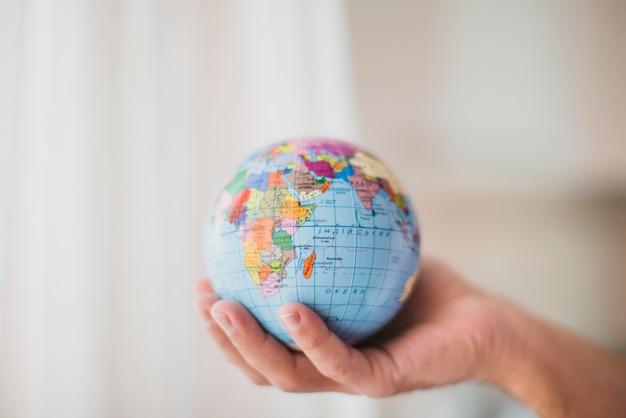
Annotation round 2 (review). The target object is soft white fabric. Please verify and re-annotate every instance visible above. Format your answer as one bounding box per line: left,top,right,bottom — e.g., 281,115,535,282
1,1,378,417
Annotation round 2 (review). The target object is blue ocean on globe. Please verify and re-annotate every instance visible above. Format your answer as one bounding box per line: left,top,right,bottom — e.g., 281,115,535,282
203,138,420,345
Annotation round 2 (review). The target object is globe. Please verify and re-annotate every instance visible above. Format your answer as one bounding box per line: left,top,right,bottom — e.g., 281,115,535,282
203,138,420,345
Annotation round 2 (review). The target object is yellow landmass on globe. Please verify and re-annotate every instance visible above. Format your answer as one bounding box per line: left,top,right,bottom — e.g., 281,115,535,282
399,267,419,302
243,241,262,286
271,144,295,157
351,151,403,193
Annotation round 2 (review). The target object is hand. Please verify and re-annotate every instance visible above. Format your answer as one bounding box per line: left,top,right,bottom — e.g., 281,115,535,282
194,256,504,397
195,256,626,417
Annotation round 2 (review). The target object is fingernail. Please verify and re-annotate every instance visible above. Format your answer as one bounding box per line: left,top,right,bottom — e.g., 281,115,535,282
280,311,301,331
212,311,233,333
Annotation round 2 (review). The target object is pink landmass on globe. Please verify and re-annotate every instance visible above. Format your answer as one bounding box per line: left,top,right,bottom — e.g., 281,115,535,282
303,159,336,178
293,138,358,158
280,217,298,235
260,272,282,297
349,167,381,211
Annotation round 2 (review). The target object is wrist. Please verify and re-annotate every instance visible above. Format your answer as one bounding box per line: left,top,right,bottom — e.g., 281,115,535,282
478,295,569,415
473,294,527,385
478,293,626,418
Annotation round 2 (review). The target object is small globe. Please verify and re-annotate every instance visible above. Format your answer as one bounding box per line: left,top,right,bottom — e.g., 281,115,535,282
203,138,420,345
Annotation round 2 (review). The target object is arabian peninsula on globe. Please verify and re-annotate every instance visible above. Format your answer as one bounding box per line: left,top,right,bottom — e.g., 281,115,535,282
203,138,420,345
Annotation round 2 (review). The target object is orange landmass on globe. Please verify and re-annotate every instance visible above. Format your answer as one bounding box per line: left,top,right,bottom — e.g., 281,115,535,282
303,251,316,279
281,196,309,219
268,171,285,187
259,264,274,282
242,218,276,286
246,217,274,249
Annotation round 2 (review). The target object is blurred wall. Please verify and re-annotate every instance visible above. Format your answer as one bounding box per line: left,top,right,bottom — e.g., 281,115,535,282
345,1,625,415
347,0,626,345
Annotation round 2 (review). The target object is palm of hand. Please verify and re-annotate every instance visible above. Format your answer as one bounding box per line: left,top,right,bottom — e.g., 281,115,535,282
195,257,500,397
361,259,499,393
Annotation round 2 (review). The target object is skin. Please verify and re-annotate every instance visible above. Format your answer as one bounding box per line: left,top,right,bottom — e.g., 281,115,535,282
194,256,626,417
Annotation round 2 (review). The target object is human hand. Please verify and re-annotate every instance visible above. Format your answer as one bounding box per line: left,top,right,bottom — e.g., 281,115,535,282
196,255,626,417
194,256,504,397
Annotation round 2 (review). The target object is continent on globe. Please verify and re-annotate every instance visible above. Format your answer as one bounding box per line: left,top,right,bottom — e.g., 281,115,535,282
203,138,420,345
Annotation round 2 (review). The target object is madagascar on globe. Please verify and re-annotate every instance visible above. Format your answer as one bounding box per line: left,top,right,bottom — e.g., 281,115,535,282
203,138,420,345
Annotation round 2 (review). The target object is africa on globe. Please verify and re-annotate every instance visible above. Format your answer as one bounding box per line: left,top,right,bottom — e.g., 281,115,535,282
203,138,420,345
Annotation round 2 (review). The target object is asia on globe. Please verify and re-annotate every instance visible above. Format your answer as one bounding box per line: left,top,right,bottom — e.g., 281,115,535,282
203,138,420,345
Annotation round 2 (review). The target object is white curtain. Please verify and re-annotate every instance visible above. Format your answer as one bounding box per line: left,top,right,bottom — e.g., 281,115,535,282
1,1,383,417
0,0,23,399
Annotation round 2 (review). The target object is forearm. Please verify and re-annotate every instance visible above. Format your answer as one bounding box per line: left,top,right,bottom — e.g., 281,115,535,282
485,297,626,418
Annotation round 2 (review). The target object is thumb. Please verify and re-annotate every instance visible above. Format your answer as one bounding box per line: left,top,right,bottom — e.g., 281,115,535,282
278,303,395,397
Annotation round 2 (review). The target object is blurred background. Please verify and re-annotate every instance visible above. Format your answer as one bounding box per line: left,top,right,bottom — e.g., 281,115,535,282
1,0,625,417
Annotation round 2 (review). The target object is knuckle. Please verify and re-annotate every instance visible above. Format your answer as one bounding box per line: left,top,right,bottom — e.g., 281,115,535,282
299,330,331,351
274,378,300,393
319,361,349,382
250,375,269,386
362,385,394,399
223,351,241,365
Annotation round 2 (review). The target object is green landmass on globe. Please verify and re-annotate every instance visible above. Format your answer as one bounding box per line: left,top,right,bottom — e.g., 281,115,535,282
203,138,420,344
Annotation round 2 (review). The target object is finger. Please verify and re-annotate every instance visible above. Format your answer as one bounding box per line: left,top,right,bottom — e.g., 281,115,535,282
195,292,270,386
211,300,352,393
278,303,399,398
194,292,217,322
195,279,213,294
